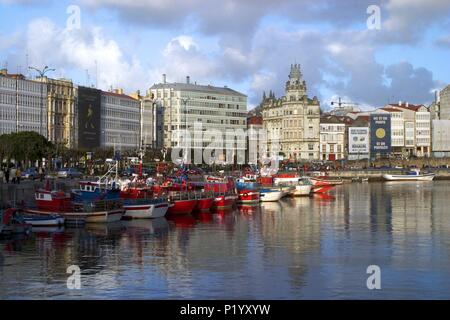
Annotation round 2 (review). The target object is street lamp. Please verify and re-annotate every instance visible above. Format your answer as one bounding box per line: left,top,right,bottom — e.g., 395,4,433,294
28,66,55,139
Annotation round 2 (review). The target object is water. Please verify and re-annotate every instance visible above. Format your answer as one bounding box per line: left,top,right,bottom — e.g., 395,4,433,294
1,181,450,299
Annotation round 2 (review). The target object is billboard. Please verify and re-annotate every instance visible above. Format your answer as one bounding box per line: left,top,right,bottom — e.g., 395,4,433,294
78,86,101,149
349,127,369,154
370,114,391,154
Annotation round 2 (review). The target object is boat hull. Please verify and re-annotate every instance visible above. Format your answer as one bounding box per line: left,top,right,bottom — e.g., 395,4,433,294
24,208,124,224
259,190,284,202
237,190,260,204
194,198,214,212
292,185,312,196
123,202,169,219
167,199,198,215
213,195,235,209
382,173,435,181
22,215,65,227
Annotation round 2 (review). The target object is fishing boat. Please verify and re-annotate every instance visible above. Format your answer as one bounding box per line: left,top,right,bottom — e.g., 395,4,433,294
1,208,31,236
292,184,312,196
72,180,121,202
35,188,72,212
237,189,260,205
122,198,169,219
382,169,435,181
26,199,124,224
22,213,65,227
212,194,235,209
166,192,198,215
194,195,214,212
259,188,284,202
310,176,343,186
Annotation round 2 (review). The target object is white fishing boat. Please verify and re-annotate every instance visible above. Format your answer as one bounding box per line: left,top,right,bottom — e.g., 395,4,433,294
123,200,169,219
259,188,284,202
292,184,312,196
382,169,435,181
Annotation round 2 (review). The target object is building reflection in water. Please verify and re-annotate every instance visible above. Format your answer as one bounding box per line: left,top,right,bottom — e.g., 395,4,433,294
3,181,450,298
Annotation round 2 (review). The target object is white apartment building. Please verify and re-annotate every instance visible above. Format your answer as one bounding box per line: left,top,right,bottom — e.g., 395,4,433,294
149,75,247,163
101,90,141,150
0,69,47,136
319,119,346,161
386,102,431,157
262,64,321,160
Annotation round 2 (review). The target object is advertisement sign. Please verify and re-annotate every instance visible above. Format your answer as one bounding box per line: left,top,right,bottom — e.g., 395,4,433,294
370,114,391,154
349,127,369,154
78,86,101,149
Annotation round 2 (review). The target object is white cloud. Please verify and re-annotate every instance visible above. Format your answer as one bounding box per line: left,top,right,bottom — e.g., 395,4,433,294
23,18,149,92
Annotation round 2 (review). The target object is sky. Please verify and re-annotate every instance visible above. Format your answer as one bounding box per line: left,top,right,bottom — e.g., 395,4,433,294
1,0,450,110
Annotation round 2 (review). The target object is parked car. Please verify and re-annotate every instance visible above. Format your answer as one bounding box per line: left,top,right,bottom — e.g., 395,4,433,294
21,167,38,180
57,168,82,179
121,168,136,177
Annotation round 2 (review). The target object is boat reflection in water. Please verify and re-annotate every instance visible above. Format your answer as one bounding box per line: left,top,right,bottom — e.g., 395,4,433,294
4,181,450,299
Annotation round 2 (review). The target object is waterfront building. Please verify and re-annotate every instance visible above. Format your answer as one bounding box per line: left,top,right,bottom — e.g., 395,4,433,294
431,120,450,158
319,115,347,161
375,107,405,156
262,64,321,160
148,75,247,163
247,115,263,164
386,102,431,157
129,90,164,152
100,89,141,150
439,85,450,120
37,77,76,148
0,69,47,136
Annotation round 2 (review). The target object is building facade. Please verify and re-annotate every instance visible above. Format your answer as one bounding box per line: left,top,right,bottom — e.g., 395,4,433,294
386,103,431,157
0,69,47,136
101,89,140,150
439,85,450,120
247,115,263,164
262,64,321,160
319,117,346,161
140,91,164,151
432,120,450,157
149,75,247,163
38,77,76,148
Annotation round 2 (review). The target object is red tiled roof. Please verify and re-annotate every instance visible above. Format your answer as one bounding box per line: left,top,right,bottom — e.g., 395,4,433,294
380,107,402,112
247,116,263,125
388,103,424,111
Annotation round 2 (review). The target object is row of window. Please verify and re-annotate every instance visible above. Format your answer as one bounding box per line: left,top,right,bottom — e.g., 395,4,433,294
0,77,44,93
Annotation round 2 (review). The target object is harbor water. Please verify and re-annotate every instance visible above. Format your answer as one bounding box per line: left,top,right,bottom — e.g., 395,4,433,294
1,181,450,299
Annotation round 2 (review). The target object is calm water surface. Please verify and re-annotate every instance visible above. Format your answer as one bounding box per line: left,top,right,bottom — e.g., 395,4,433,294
1,181,450,299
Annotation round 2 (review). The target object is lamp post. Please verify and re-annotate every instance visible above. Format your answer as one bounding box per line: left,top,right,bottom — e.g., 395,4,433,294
28,66,55,139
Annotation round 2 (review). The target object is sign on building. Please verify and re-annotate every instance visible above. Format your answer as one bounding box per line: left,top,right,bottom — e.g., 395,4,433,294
370,114,391,155
349,127,369,154
78,86,101,149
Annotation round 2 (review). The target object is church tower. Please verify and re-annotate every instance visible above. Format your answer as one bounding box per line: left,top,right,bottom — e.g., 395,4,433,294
285,63,307,101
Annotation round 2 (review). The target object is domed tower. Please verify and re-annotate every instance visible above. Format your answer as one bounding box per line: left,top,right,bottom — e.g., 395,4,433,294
285,63,307,101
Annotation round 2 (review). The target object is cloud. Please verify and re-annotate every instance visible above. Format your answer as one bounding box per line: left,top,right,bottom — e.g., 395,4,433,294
23,18,149,92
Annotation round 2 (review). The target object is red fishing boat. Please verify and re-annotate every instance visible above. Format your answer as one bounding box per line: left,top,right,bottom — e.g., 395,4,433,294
194,196,214,212
167,198,198,215
35,188,73,212
237,189,260,205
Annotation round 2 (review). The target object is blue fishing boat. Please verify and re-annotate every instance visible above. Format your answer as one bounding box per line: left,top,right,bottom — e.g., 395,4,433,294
72,180,121,202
